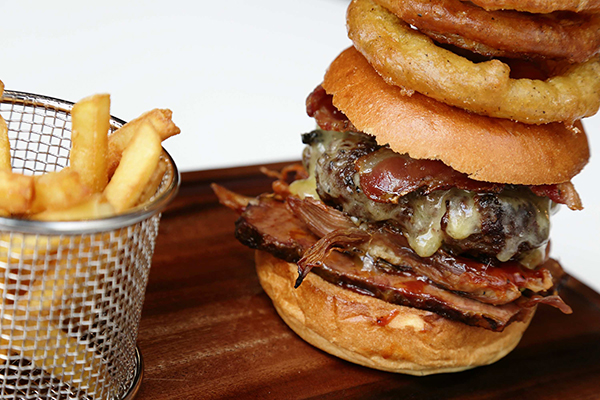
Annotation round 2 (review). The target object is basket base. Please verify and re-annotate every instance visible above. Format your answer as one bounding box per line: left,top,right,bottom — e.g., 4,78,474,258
122,346,144,400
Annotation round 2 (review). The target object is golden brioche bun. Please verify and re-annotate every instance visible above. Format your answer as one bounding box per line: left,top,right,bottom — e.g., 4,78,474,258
322,47,590,185
256,251,535,375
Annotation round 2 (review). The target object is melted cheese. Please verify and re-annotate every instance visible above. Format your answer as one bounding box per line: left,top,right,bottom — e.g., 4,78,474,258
402,190,483,258
518,244,548,270
289,130,344,200
288,175,319,199
404,191,448,258
445,192,481,240
404,188,550,261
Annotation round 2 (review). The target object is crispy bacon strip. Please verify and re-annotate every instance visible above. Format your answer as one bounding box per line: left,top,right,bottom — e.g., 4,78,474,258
306,85,358,133
530,182,583,211
518,295,572,314
356,148,502,202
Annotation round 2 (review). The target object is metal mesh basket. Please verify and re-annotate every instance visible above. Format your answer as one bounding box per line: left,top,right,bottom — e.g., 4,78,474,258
0,91,179,399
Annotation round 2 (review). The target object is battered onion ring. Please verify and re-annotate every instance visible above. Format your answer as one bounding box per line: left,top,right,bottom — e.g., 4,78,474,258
469,0,600,13
374,0,600,63
347,0,600,124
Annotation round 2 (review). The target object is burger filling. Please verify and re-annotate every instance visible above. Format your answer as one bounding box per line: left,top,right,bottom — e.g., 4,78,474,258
291,129,553,265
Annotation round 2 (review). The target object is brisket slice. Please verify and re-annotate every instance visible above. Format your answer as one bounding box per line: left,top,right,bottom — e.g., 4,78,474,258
230,195,571,332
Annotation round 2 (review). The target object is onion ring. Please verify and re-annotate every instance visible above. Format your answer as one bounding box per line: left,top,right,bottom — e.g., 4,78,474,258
468,0,600,13
373,0,600,63
347,0,600,124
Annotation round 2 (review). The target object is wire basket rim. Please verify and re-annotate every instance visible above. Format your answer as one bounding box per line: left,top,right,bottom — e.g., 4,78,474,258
0,90,180,235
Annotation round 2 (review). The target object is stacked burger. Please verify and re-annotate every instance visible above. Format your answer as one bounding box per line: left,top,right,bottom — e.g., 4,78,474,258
214,0,600,374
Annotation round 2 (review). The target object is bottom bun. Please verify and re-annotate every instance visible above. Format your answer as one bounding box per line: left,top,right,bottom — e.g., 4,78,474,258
256,250,535,375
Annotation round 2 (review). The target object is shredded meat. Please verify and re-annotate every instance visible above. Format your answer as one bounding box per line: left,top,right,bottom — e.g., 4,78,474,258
260,164,309,198
211,183,252,214
234,195,318,263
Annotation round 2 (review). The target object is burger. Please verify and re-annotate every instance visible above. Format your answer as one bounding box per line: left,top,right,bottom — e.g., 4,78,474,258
213,0,597,375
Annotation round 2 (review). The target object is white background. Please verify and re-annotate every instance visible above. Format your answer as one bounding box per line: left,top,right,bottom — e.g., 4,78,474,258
1,0,598,293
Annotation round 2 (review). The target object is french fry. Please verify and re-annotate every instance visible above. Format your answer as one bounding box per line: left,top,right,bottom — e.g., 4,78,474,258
0,95,178,219
31,193,115,221
31,168,92,214
136,157,168,205
104,121,162,212
107,108,179,177
0,170,34,214
70,94,110,193
0,116,10,171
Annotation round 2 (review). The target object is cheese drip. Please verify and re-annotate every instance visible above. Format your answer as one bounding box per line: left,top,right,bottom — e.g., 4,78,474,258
405,190,484,258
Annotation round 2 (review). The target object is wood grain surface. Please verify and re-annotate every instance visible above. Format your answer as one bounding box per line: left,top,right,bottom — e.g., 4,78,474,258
135,163,600,399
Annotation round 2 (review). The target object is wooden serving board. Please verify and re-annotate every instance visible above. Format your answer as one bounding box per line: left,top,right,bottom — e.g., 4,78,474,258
136,163,600,399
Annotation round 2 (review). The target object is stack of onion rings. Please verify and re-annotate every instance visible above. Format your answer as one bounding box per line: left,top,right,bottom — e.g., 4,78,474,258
347,0,600,125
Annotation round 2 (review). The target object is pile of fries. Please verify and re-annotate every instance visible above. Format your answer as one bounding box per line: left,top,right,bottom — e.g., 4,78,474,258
0,83,180,396
0,88,180,221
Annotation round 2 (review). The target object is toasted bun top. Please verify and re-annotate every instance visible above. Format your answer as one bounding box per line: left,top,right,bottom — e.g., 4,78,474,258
322,47,590,185
256,251,534,375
